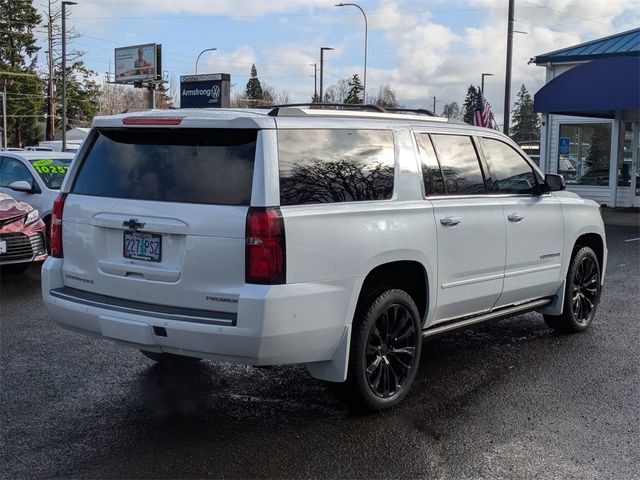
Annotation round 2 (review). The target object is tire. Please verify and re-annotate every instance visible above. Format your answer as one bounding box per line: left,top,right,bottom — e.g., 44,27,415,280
334,288,422,413
140,350,202,365
43,216,52,255
544,246,601,333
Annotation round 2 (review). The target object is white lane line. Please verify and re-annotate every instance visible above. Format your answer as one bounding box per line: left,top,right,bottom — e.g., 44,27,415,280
624,237,640,242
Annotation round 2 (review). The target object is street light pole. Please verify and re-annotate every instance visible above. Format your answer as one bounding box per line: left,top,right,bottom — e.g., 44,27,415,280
319,47,333,102
503,0,514,136
195,48,217,74
481,72,493,95
61,1,76,152
335,3,367,102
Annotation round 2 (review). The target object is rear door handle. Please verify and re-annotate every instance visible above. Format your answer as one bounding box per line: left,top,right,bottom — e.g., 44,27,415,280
508,213,524,222
440,217,461,226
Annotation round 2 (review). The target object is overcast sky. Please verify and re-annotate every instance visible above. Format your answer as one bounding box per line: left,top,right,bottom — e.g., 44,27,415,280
35,0,639,126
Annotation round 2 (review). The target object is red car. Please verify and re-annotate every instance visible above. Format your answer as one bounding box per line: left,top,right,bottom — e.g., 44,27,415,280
0,193,47,273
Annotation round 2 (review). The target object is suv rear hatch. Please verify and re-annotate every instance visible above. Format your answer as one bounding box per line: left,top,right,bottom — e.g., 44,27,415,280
60,126,258,315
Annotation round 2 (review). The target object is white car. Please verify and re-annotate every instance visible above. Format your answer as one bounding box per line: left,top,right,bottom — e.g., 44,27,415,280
0,151,75,242
41,107,607,411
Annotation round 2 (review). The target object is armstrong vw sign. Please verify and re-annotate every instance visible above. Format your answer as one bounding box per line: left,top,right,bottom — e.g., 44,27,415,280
180,73,231,108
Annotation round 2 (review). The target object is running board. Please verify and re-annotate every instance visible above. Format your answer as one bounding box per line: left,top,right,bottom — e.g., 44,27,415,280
422,298,551,338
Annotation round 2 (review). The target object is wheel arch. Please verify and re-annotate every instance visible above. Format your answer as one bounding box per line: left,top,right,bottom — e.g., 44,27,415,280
306,259,431,383
356,260,430,326
574,232,605,281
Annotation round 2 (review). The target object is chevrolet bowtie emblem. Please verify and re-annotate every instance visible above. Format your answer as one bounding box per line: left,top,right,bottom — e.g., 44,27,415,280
122,218,145,230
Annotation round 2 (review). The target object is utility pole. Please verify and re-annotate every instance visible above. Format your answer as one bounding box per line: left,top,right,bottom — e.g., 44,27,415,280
319,47,333,103
147,84,156,109
1,80,7,149
503,0,515,136
310,63,318,101
430,96,436,114
61,1,76,151
46,2,55,141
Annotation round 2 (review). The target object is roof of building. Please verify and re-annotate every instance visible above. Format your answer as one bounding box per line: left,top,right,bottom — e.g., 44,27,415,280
532,27,640,64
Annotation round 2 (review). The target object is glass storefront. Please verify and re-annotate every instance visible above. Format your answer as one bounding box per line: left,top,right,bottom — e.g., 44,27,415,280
618,122,633,187
558,124,611,186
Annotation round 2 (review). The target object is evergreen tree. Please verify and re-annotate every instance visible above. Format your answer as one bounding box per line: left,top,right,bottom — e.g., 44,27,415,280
462,85,479,125
245,64,264,107
46,1,101,131
54,58,100,128
510,84,540,142
0,0,44,146
345,74,364,104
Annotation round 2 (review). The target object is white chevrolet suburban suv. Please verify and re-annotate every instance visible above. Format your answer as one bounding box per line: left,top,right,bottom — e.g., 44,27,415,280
42,106,607,411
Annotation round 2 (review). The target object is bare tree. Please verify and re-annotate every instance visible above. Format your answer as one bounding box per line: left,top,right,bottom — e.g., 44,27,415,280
323,79,350,103
98,84,148,114
441,101,461,119
263,84,290,105
373,84,399,108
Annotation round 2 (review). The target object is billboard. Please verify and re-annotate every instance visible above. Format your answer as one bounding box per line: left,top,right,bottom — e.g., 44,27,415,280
114,43,161,83
180,74,231,108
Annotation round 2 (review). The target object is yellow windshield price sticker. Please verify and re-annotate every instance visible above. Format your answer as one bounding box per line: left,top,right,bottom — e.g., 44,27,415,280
32,159,53,167
34,165,69,174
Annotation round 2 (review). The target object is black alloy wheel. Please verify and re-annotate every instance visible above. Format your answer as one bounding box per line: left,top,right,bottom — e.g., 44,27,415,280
365,303,417,398
333,288,422,412
544,246,601,333
570,254,600,325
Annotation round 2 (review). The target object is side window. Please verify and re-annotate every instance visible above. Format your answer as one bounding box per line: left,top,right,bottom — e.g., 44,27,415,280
415,133,445,196
278,129,395,206
0,158,35,188
430,134,486,195
480,137,537,193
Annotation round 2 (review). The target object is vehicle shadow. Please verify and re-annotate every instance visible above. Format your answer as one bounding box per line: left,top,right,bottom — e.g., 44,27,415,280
10,309,603,480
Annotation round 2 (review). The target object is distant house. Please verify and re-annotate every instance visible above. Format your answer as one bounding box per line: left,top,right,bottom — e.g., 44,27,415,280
39,127,91,152
531,28,639,207
65,127,90,142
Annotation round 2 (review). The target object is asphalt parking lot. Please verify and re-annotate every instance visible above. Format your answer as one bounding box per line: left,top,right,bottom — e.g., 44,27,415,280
1,224,638,479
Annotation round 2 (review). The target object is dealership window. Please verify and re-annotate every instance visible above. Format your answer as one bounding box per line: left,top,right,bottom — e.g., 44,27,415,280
618,122,633,187
558,124,611,186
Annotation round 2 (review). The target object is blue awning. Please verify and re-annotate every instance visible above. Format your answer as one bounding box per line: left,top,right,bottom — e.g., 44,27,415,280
534,56,640,118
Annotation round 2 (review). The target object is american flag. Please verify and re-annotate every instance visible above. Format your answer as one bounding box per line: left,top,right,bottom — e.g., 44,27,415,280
473,91,496,129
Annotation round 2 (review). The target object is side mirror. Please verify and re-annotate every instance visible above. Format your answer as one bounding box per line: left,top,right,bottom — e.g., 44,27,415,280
544,173,566,192
8,180,34,193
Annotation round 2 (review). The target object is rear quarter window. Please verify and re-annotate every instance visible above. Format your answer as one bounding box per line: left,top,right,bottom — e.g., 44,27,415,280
71,128,257,205
278,129,395,206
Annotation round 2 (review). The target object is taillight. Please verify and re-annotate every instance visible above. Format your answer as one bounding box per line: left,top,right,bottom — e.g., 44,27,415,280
245,207,286,284
50,193,67,258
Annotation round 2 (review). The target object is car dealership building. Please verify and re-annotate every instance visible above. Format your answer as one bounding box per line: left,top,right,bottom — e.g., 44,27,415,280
532,28,639,207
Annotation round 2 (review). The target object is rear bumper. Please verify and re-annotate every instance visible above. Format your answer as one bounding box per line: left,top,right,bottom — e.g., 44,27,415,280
42,258,355,366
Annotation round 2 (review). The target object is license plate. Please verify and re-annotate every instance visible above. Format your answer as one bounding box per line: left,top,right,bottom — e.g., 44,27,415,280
123,231,161,262
0,240,6,255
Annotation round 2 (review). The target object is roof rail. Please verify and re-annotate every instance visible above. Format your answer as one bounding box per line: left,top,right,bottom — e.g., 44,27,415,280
384,107,436,117
263,103,441,118
264,103,387,116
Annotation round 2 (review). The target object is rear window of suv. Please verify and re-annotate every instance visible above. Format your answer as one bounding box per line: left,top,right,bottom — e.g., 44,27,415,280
72,128,257,205
278,129,395,206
